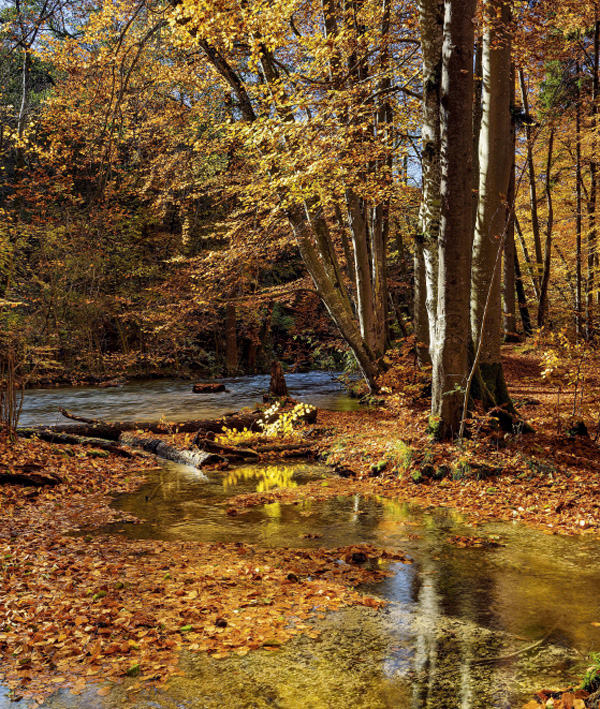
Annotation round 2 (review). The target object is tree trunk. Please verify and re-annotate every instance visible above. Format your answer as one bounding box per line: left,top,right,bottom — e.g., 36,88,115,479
503,225,518,338
430,0,476,439
515,214,540,297
576,61,584,339
470,0,514,407
269,360,289,398
414,240,431,364
503,146,517,337
537,129,555,328
472,35,483,234
287,205,381,390
519,68,543,291
225,303,238,375
418,0,444,361
15,50,31,172
587,16,600,338
514,248,532,336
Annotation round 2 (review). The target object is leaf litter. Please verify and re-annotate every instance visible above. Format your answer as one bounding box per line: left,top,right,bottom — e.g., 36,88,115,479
0,437,410,703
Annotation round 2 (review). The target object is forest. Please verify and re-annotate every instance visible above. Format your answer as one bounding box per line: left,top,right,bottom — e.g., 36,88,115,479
2,0,600,707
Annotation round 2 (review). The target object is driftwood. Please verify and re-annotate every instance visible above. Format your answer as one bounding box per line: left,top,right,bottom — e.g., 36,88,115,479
58,408,101,424
192,383,227,393
119,433,222,476
18,428,134,458
98,379,125,388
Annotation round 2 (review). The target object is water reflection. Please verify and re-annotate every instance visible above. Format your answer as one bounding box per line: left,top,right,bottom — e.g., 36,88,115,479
8,461,600,708
222,464,298,493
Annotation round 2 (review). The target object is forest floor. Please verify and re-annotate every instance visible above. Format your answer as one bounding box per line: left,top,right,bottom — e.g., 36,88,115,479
1,343,600,705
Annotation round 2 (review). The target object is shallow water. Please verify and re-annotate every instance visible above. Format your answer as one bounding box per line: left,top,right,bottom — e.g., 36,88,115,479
5,460,598,709
19,372,359,428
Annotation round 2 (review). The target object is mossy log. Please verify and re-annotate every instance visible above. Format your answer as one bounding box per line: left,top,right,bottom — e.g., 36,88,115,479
34,411,280,441
193,436,259,460
17,428,134,458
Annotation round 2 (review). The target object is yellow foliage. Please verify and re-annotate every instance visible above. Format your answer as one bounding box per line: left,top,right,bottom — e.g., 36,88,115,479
216,402,316,445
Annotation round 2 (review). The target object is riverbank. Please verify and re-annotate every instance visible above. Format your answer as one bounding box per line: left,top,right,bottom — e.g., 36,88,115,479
3,343,600,705
0,438,402,704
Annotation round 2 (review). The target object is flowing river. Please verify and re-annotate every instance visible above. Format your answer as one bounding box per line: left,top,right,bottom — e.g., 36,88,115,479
17,372,360,428
3,374,599,708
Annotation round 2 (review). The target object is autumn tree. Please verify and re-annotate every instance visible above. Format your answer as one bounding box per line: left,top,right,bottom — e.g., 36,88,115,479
168,0,421,391
470,0,515,408
429,0,476,438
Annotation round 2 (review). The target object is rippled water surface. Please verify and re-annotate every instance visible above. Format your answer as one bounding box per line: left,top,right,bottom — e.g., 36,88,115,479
7,379,600,708
19,372,359,428
3,460,597,709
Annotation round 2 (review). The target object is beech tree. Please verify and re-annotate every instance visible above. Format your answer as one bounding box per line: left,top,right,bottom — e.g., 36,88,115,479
470,0,514,408
421,0,520,437
430,0,476,437
168,0,422,391
414,0,443,366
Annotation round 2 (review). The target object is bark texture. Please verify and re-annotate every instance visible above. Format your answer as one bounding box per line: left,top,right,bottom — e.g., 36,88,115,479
417,0,444,360
470,0,513,368
269,360,289,398
430,0,476,438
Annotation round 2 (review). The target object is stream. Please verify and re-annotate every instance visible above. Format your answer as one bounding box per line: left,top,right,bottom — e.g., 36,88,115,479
4,374,600,708
17,372,359,428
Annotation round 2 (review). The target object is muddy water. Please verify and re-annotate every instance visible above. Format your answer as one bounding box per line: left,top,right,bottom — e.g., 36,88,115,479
7,460,598,709
19,372,359,428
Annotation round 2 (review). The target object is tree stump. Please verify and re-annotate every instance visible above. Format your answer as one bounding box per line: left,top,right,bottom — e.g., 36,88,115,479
269,360,288,398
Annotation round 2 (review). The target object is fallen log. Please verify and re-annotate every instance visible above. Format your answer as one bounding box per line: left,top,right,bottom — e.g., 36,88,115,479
0,466,63,487
58,408,101,424
28,406,318,442
276,448,317,459
40,410,276,441
192,383,228,393
119,434,223,476
17,428,135,458
194,437,259,460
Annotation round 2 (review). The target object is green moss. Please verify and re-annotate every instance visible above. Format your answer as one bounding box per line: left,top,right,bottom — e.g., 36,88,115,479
451,461,471,481
370,459,388,476
427,415,443,441
435,464,450,480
